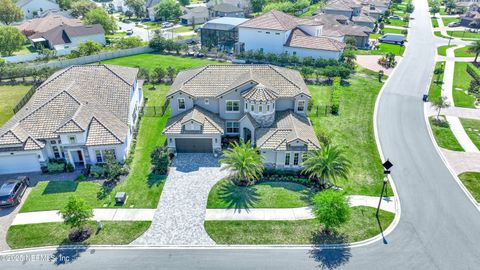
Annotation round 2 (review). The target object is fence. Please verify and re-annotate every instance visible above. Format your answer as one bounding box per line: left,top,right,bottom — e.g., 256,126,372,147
143,100,170,117
13,83,40,113
310,105,334,117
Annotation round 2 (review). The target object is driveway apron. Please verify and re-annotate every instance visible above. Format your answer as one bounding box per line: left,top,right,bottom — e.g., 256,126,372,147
133,153,228,245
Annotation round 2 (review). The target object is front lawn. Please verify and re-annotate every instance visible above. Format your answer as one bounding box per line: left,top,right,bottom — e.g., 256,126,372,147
0,84,31,126
205,207,394,244
429,117,464,151
460,118,480,150
383,27,404,34
458,172,480,203
453,62,476,108
308,69,389,196
431,17,439,28
7,221,151,249
101,53,227,72
207,180,314,209
386,19,408,27
437,45,455,56
428,61,445,101
447,31,480,40
442,17,459,26
434,31,449,39
454,46,475,57
357,43,405,56
20,85,172,211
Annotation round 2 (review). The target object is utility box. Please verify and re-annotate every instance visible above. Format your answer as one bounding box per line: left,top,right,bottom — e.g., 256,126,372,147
115,192,127,205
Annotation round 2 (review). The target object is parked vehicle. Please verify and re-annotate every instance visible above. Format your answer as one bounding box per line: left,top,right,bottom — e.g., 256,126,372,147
161,22,174,28
389,15,402,20
0,177,30,207
448,21,460,27
196,53,205,58
378,33,405,45
126,29,134,35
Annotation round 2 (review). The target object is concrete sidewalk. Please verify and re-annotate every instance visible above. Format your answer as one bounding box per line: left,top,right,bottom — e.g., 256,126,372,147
12,209,156,226
205,196,396,221
426,105,480,120
445,116,479,152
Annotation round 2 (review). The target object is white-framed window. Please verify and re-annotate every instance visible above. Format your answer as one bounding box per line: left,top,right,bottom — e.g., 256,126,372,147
104,149,117,160
226,100,240,112
68,136,76,144
251,104,254,111
95,150,103,163
226,121,240,134
297,100,305,112
52,146,61,158
259,105,263,112
293,153,299,166
275,32,280,35
266,31,270,34
285,153,290,166
267,104,270,111
245,103,248,110
178,98,185,110
205,98,209,105
50,140,56,145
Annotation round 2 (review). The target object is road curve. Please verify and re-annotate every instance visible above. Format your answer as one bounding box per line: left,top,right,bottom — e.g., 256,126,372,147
1,0,479,269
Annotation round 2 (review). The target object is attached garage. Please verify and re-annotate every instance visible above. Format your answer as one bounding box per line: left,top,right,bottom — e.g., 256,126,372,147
0,154,41,174
175,138,213,153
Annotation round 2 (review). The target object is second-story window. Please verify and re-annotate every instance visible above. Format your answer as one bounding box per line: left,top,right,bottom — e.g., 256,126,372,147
68,136,76,144
251,104,254,111
267,104,270,111
205,98,209,105
297,100,305,112
259,105,263,112
285,153,290,166
293,153,299,166
226,101,239,112
178,98,185,110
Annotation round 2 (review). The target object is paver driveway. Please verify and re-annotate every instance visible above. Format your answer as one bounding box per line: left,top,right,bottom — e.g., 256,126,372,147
133,153,228,245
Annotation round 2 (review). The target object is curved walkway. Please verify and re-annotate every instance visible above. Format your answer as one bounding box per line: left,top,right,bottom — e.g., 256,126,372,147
132,153,229,246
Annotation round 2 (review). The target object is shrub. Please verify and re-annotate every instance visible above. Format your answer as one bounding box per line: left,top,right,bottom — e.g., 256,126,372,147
312,190,351,232
151,146,170,175
89,165,106,178
65,163,74,172
47,161,65,173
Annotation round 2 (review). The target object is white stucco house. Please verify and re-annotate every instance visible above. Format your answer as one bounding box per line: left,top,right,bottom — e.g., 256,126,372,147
0,65,143,174
163,64,320,169
16,0,60,19
237,10,346,60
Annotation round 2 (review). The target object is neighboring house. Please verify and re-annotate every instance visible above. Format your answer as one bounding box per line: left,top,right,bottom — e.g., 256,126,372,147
163,64,320,170
28,24,106,54
200,17,249,52
460,11,480,26
16,0,60,19
238,10,346,59
16,11,83,37
207,0,251,13
146,0,160,21
180,6,210,25
317,0,389,21
112,0,130,12
209,3,245,18
0,65,143,175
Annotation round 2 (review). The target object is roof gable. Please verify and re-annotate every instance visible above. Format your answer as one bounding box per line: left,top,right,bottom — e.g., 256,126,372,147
85,118,123,146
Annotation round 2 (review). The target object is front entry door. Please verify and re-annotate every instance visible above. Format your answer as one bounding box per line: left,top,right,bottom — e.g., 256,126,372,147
77,150,83,161
243,128,252,143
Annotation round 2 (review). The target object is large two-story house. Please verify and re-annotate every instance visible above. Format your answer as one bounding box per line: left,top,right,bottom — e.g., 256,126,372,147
163,65,320,169
0,65,143,174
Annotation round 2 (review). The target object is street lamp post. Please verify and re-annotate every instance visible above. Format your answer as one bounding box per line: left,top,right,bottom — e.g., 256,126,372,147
377,159,393,217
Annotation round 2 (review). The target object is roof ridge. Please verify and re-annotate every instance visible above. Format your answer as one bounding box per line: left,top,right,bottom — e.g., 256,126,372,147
33,66,75,95
0,130,23,144
258,128,291,148
102,64,135,86
267,65,302,92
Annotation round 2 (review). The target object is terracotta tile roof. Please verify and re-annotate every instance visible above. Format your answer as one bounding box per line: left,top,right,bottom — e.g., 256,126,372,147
168,64,309,99
242,84,278,102
286,28,346,51
17,12,82,36
256,110,320,151
0,65,138,150
239,10,301,30
163,106,224,135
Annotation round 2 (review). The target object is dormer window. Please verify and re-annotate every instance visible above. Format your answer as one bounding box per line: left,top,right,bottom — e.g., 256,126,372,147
178,98,185,110
68,136,76,144
297,100,305,112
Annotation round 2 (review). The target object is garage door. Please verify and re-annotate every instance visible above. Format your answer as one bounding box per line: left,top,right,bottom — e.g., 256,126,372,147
0,154,41,174
176,138,213,153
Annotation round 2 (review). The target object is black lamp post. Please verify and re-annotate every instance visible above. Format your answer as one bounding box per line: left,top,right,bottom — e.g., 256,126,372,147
377,159,393,217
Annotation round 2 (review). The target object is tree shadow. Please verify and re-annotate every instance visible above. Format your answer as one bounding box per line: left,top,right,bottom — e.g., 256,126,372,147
42,181,78,195
96,184,113,200
217,181,260,212
260,181,314,205
51,241,90,265
308,230,352,269
147,173,166,188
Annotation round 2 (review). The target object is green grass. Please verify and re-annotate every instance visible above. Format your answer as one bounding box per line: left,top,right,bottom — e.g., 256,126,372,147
447,31,480,40
0,84,31,126
458,172,480,203
307,69,390,196
370,33,382,39
205,207,394,244
428,61,445,101
460,118,480,150
101,53,226,72
170,25,199,33
437,45,455,56
429,117,464,151
453,62,476,108
454,46,475,57
442,17,459,26
434,31,450,39
143,21,161,29
12,44,36,56
431,17,439,28
7,221,151,249
207,180,314,209
357,43,405,56
300,3,321,17
383,27,404,34
20,84,172,211
386,19,408,27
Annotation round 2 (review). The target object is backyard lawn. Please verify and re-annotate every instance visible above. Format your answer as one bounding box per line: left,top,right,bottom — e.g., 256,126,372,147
436,45,454,56
453,62,476,108
7,221,151,249
207,180,314,209
308,69,389,196
205,207,394,244
460,118,480,149
0,84,31,126
428,61,445,100
20,84,172,211
447,31,480,39
429,117,464,151
458,172,480,203
454,46,475,57
101,53,227,72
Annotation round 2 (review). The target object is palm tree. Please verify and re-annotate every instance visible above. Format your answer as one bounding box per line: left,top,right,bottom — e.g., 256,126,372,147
431,96,450,120
301,144,351,186
467,40,480,63
220,141,264,186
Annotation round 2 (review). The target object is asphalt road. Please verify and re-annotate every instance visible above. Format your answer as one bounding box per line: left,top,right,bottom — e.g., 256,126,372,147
1,0,479,269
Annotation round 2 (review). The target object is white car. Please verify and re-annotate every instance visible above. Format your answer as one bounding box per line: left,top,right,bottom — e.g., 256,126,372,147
448,21,460,27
